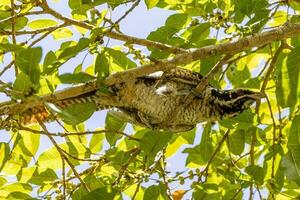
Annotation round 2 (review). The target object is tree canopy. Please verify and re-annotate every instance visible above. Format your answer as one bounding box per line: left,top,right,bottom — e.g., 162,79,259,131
0,0,300,199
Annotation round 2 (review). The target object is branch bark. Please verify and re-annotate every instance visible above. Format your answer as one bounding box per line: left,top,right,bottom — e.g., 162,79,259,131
104,22,300,85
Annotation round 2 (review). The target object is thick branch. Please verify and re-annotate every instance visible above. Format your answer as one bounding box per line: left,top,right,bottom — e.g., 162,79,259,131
104,22,300,85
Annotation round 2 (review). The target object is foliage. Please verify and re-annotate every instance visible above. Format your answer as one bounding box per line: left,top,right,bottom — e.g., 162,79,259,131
0,0,300,199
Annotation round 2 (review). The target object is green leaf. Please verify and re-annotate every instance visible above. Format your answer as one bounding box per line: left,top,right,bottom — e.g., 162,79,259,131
165,128,196,157
104,48,136,72
15,47,42,85
95,53,110,79
0,142,10,171
145,0,159,9
0,177,7,187
227,129,245,155
143,185,160,200
43,51,59,75
82,186,119,200
165,14,190,30
282,115,300,185
58,72,94,84
226,62,251,88
245,165,264,185
37,142,90,170
187,23,211,46
57,102,96,125
51,27,73,40
7,192,34,199
14,125,40,157
276,45,300,108
58,38,90,61
140,130,172,166
13,73,34,99
0,16,28,31
89,131,105,153
193,183,222,200
28,19,58,30
0,183,32,197
0,43,24,52
184,124,213,167
29,168,58,185
105,111,126,146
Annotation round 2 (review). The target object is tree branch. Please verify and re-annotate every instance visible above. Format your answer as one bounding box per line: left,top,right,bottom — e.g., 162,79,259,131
36,0,187,54
104,22,300,85
198,129,230,182
0,10,44,24
194,54,232,92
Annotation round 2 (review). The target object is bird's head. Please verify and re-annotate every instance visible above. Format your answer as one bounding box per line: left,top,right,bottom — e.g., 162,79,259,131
210,88,263,119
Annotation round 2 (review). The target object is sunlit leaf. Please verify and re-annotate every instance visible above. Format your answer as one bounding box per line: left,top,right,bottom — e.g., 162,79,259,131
28,19,58,30
145,0,159,9
0,143,10,171
37,142,90,170
58,72,94,84
52,27,73,40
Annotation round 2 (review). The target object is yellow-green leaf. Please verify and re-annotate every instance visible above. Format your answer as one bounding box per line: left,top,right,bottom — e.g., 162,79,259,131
28,19,58,30
145,0,159,9
52,27,73,40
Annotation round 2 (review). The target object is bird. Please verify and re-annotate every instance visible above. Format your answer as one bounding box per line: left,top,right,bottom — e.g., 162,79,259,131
0,67,262,132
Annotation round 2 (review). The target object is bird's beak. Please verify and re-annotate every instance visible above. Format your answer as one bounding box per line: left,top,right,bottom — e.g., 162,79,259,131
249,92,264,100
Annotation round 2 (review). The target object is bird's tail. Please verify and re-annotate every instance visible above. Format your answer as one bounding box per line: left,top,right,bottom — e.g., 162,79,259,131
0,81,120,129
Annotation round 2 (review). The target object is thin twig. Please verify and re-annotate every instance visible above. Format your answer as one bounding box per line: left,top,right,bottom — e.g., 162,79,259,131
198,129,230,182
256,41,285,114
62,157,66,200
260,42,285,94
36,0,187,54
230,187,243,200
28,28,58,47
18,125,140,141
10,0,17,76
60,148,104,162
249,130,256,200
0,10,44,24
112,148,141,186
256,185,263,200
195,54,232,93
266,94,277,200
257,58,271,77
36,117,91,192
0,23,70,36
233,152,251,164
132,182,141,200
0,61,14,77
160,152,172,199
114,0,141,25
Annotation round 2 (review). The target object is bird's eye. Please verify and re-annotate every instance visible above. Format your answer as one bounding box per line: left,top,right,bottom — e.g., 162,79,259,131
236,89,244,96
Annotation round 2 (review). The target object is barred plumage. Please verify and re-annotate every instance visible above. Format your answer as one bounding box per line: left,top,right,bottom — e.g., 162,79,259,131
0,67,262,132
